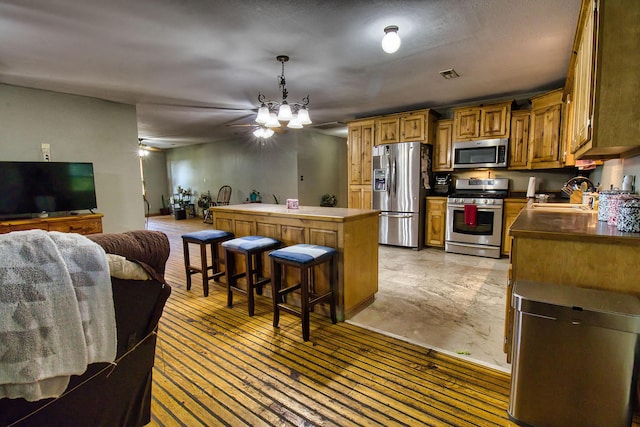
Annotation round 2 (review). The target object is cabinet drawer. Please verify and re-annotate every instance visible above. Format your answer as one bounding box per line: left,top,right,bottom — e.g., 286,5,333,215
48,219,102,235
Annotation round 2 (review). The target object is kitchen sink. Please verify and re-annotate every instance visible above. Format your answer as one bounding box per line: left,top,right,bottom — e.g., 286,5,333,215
529,203,593,213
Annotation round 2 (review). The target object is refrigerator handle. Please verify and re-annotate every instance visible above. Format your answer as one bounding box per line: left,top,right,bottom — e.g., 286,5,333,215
393,157,397,196
387,156,391,197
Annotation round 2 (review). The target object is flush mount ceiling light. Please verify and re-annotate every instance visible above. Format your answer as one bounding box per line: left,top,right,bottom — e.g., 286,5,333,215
255,55,311,131
381,25,401,54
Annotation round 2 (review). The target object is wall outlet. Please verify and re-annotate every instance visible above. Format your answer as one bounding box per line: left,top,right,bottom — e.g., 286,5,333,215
41,143,51,161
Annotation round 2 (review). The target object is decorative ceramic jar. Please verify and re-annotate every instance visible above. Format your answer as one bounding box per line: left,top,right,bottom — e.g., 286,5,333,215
617,198,640,233
607,193,635,226
598,190,619,222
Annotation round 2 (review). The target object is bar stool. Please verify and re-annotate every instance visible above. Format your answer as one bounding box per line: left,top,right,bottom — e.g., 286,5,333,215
269,244,338,341
221,236,281,316
181,229,234,297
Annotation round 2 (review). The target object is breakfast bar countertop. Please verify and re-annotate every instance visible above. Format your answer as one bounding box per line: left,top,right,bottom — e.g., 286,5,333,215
209,203,379,222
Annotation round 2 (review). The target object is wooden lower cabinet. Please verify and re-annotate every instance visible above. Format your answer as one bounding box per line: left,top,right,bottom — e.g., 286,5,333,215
501,199,528,256
425,197,447,247
348,186,372,209
0,214,103,235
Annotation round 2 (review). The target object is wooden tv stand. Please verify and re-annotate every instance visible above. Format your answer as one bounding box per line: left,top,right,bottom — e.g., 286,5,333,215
0,214,103,235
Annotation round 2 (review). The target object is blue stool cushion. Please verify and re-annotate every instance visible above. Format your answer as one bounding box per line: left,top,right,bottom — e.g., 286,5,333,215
221,236,280,251
182,229,233,241
269,244,336,264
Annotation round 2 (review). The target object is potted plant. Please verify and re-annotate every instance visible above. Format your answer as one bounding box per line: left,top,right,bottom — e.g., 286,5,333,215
321,194,337,207
197,191,212,217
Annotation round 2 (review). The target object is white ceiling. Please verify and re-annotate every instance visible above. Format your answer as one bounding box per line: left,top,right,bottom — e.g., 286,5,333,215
0,0,581,149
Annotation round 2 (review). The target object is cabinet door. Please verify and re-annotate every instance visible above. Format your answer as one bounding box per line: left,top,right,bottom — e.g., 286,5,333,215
433,119,453,171
360,123,374,185
348,126,363,185
376,117,400,145
501,200,527,256
481,104,510,138
426,198,446,247
453,108,480,141
508,112,530,169
400,113,425,142
570,0,595,153
529,104,562,164
348,186,371,209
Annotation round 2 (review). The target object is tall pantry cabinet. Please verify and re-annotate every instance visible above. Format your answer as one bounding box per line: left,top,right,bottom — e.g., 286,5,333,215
347,120,374,209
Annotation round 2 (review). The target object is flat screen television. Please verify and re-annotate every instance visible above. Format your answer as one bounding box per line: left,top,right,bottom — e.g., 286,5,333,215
0,161,97,219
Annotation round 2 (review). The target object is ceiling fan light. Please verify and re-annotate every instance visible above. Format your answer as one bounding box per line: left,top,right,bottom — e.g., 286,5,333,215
266,112,281,128
277,102,293,121
287,115,303,129
255,104,270,124
263,128,275,138
297,107,312,125
382,25,401,54
253,127,265,138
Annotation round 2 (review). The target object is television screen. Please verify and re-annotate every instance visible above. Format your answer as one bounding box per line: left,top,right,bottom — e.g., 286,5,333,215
0,161,97,218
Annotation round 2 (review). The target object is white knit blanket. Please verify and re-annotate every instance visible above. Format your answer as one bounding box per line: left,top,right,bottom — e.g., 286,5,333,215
0,230,116,401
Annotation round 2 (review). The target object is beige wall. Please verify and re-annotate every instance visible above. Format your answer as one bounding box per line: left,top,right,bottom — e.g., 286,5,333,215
163,129,347,209
0,83,145,232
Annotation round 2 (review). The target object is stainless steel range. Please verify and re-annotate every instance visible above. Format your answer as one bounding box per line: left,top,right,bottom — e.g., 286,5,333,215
445,178,509,259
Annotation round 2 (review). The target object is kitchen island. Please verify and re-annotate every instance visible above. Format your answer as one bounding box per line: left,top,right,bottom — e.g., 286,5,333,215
504,204,640,360
209,204,380,320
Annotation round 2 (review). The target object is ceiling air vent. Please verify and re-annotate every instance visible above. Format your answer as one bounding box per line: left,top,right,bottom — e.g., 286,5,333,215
439,68,460,80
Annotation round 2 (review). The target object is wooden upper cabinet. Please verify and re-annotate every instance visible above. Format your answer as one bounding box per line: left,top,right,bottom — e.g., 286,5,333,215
434,119,453,171
348,120,374,186
375,110,436,145
529,89,564,168
566,0,640,159
508,111,530,170
453,108,481,141
376,116,400,145
481,103,510,137
453,101,512,142
400,112,426,142
569,0,595,154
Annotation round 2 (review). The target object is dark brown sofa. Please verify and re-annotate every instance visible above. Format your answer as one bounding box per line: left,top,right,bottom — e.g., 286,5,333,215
0,230,172,427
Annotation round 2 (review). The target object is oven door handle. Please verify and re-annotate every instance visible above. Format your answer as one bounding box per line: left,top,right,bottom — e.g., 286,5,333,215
448,204,503,211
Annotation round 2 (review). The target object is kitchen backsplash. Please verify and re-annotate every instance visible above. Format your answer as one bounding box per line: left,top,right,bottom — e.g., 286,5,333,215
452,169,578,195
590,156,640,193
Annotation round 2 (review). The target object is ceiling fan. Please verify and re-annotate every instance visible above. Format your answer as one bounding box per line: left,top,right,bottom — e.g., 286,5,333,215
138,138,163,154
225,122,287,138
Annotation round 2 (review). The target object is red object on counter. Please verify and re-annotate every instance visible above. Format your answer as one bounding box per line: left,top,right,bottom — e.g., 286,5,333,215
464,204,477,226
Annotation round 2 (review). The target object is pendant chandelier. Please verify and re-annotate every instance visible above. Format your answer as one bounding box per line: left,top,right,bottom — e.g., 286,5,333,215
255,55,311,131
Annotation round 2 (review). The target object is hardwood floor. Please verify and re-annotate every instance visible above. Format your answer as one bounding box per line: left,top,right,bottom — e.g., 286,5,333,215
146,216,513,426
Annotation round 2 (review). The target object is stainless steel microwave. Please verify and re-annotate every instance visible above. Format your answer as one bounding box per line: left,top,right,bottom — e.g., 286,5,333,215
452,138,508,169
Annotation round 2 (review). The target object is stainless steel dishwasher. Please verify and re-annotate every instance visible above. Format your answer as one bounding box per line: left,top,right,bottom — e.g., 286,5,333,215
509,280,640,427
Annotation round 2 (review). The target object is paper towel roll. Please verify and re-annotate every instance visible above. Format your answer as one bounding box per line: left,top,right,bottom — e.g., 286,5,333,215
526,177,536,198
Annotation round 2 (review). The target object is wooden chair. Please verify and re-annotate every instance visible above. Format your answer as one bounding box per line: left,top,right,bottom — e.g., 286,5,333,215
204,185,232,224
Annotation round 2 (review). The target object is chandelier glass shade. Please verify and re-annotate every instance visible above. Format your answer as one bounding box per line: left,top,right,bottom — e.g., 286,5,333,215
255,55,311,133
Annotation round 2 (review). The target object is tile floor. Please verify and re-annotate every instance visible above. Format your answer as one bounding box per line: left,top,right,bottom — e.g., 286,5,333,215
348,245,511,372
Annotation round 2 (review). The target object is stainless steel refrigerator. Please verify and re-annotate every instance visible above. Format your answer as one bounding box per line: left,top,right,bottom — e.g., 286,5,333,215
372,142,431,249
